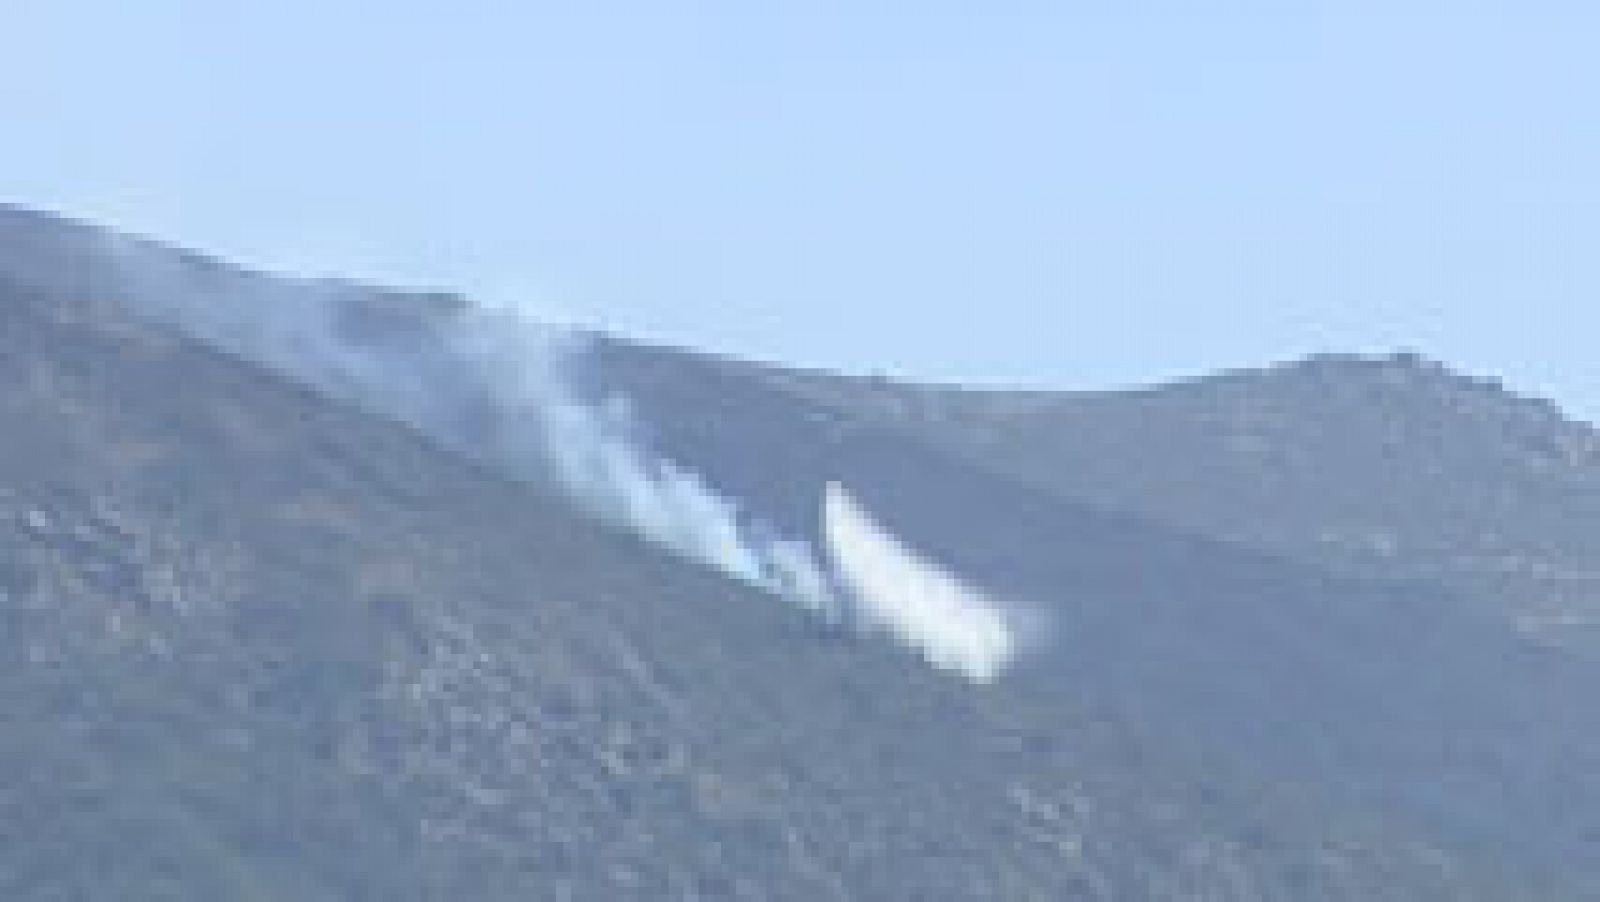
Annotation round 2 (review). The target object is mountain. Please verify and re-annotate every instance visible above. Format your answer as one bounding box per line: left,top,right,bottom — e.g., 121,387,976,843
737,349,1600,647
1,204,1597,898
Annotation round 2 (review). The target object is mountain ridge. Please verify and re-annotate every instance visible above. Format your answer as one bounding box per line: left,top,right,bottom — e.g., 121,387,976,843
3,203,1598,898
6,203,1590,429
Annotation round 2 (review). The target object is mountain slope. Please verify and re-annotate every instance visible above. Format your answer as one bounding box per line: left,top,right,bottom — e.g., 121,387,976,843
0,274,1160,899
1,205,1598,898
748,350,1600,646
585,333,1600,887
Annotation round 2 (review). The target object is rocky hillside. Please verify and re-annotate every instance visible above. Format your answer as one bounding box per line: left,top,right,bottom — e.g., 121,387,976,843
2,205,1598,898
677,345,1600,647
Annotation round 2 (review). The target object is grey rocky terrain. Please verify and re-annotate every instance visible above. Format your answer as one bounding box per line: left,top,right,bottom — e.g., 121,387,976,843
2,205,1596,899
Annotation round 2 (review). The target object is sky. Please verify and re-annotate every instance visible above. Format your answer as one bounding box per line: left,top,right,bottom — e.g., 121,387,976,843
5,2,1599,420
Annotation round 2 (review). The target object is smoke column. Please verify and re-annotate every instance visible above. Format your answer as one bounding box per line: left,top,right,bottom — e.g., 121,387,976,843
95,229,1022,681
823,483,1018,683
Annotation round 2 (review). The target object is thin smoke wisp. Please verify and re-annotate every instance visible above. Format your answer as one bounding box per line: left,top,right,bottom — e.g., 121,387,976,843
97,229,1026,681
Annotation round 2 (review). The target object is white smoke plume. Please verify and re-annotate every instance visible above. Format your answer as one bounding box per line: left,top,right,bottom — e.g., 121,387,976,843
823,483,1019,683
94,230,1023,681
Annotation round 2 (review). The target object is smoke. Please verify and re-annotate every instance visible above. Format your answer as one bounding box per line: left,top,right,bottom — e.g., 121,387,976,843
95,230,1024,681
823,483,1020,683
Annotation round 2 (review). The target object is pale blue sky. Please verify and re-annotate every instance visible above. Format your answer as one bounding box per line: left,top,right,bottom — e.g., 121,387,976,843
6,2,1598,419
